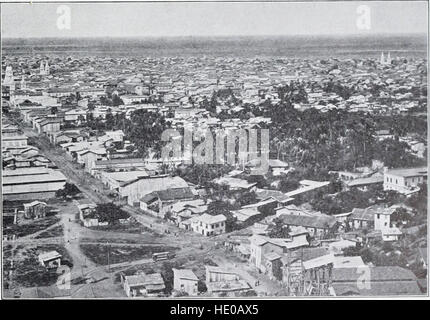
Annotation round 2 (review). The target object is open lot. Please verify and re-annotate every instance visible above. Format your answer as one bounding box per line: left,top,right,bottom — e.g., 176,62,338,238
89,221,155,234
34,225,64,239
80,244,179,265
3,244,73,289
4,215,60,238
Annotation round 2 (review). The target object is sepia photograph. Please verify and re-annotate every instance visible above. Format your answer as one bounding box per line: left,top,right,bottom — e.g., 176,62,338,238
0,0,428,301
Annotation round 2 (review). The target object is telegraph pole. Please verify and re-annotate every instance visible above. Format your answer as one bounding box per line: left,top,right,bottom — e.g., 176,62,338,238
107,241,110,272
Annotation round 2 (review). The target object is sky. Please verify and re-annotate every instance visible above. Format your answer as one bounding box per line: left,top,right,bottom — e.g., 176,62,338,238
1,1,428,38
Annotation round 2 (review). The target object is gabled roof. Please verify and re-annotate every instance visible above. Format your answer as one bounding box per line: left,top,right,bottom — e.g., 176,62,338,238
155,187,194,202
24,201,47,208
277,213,337,229
212,176,257,190
255,188,294,203
386,167,427,178
333,266,417,282
172,268,199,281
351,206,395,221
346,175,384,187
195,213,227,225
125,273,165,288
38,251,62,262
288,247,330,263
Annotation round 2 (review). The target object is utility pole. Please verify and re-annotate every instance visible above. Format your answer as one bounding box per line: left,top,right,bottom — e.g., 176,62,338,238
107,241,110,272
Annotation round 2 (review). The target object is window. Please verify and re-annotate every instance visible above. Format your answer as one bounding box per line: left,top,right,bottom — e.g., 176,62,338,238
377,214,380,219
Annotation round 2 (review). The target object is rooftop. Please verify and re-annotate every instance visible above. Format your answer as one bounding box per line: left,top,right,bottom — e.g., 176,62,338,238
125,273,165,288
196,213,227,225
277,213,337,229
38,251,62,262
386,167,427,178
172,268,199,281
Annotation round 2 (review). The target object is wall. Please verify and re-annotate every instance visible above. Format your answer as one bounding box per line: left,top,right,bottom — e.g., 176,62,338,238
173,278,198,296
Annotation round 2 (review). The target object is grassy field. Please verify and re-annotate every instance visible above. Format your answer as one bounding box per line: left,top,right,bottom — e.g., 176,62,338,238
80,244,178,265
3,215,61,238
34,225,64,239
3,244,73,289
90,221,155,234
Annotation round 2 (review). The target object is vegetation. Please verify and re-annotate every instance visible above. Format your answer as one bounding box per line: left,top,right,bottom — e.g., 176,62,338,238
55,182,81,199
80,244,178,265
3,244,73,289
175,164,233,187
34,225,64,239
4,215,61,238
91,203,129,225
268,218,291,238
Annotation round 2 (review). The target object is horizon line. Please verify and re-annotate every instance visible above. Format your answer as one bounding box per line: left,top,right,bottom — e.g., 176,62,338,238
2,32,428,41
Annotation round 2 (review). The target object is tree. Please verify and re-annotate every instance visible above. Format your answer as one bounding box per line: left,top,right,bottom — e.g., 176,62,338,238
391,207,411,226
112,94,124,106
268,218,290,238
93,203,129,225
125,110,169,158
55,183,81,199
236,190,258,207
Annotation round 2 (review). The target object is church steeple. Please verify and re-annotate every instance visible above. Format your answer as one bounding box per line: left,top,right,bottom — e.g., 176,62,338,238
380,52,392,65
45,61,50,75
40,60,45,75
20,75,26,89
3,65,15,91
40,60,50,75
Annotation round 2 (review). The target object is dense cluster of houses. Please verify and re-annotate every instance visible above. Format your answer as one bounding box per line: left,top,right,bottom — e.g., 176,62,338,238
121,264,255,298
1,52,427,297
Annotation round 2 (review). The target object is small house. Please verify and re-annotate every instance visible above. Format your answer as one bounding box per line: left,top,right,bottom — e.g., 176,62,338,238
123,273,165,297
23,201,47,219
38,251,62,269
172,268,199,296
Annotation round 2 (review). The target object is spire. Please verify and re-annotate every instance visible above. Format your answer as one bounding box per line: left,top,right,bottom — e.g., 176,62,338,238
45,60,50,75
3,65,15,90
380,52,385,64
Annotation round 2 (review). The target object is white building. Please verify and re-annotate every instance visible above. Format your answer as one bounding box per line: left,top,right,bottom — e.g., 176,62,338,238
374,207,395,231
191,213,226,236
383,167,427,194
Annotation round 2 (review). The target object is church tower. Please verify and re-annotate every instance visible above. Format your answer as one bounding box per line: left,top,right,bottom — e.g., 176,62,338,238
44,61,50,75
3,66,15,91
380,52,392,65
40,60,45,75
3,66,13,84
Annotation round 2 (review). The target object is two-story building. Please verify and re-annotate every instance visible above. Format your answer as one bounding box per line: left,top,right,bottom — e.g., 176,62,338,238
191,214,226,236
383,167,427,194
